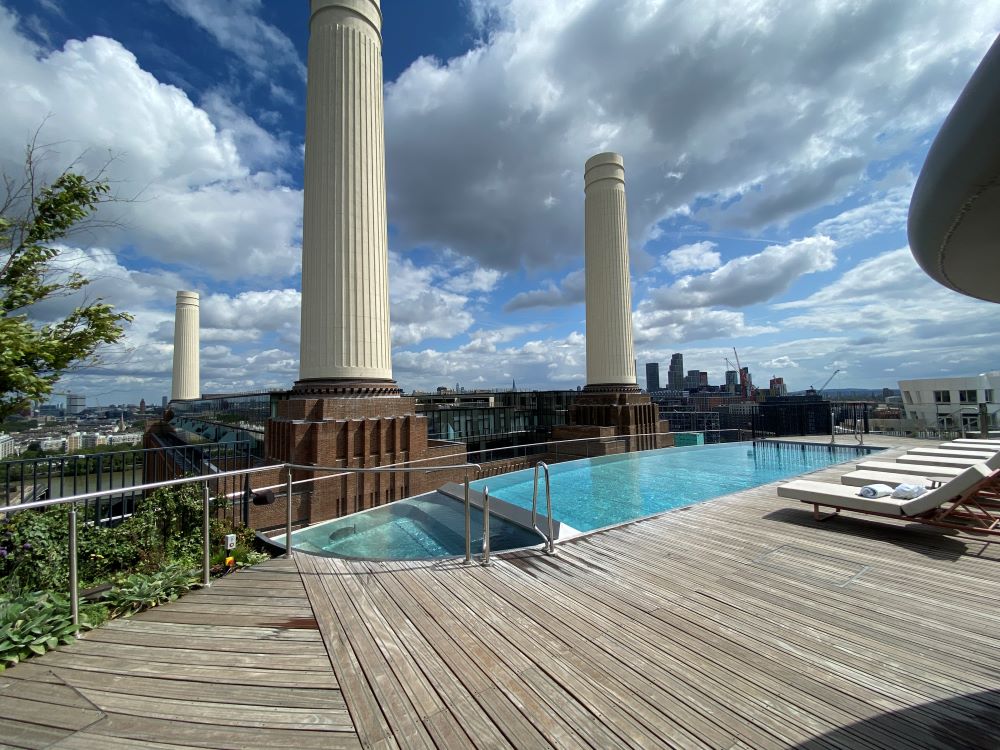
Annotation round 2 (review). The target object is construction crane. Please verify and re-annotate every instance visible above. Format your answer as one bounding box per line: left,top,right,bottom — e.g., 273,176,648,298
816,369,841,393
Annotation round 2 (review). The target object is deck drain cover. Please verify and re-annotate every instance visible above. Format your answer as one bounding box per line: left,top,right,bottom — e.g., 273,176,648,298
753,544,869,588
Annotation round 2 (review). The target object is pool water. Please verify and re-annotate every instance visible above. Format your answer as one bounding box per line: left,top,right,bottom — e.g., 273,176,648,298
470,441,881,532
286,492,541,560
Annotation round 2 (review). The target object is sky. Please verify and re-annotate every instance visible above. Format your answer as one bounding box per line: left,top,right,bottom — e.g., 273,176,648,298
2,0,999,407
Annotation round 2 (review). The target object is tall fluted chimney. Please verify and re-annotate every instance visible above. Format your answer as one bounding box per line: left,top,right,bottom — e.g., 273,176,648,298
583,152,637,390
171,290,200,401
296,0,397,396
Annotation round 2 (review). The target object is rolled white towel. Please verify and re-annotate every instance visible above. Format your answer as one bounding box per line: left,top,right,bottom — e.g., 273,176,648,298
891,483,927,500
859,484,893,499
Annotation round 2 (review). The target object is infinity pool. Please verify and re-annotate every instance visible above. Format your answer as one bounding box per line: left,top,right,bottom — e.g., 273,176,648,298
287,441,880,559
470,441,882,532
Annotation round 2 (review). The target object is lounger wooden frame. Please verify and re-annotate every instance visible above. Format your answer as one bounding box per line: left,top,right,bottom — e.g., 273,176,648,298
809,475,1000,537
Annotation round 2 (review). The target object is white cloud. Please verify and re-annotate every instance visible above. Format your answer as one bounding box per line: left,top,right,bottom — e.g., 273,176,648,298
0,11,303,281
661,241,721,274
814,182,912,245
650,236,837,310
504,269,585,311
384,0,1000,269
161,0,305,81
632,305,776,345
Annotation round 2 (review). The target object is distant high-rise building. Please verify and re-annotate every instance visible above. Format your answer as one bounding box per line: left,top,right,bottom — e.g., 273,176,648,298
725,370,739,394
769,376,787,397
139,398,146,413
645,362,660,391
684,369,708,391
740,366,753,399
699,371,709,388
162,396,168,409
66,393,86,415
668,353,684,390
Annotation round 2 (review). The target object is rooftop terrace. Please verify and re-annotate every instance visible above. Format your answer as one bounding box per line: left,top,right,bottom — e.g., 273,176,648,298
1,436,997,748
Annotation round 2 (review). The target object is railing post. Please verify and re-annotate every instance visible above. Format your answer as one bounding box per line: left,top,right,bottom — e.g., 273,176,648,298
464,469,472,565
543,464,554,555
68,503,79,633
481,485,491,565
285,468,294,559
202,481,211,587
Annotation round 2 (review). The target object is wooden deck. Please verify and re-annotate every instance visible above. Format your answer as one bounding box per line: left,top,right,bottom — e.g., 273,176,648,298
2,436,999,748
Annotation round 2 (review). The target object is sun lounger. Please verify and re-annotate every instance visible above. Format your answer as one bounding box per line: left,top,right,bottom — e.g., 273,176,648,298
907,447,996,460
840,470,939,489
952,438,1000,446
856,460,963,479
939,442,1000,452
895,454,986,468
778,464,998,536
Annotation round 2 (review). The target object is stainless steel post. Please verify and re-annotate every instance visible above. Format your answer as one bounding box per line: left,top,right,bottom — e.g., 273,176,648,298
285,469,293,559
202,481,211,587
464,470,472,564
481,486,490,565
543,465,554,555
68,504,79,631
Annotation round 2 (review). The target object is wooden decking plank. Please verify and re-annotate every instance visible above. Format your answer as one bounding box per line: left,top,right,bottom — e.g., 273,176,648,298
0,695,103,731
388,563,621,750
82,628,329,655
49,734,193,749
565,527,1000,718
565,532,1000,689
56,670,345,710
0,675,98,711
493,552,846,750
0,718,73,749
28,650,338,687
301,571,393,748
315,569,437,749
65,639,331,670
355,565,521,749
414,576,662,747
335,566,447,720
564,528,992,750
99,618,322,640
447,563,717,749
74,689,354,731
579,521,1000,669
78,714,360,750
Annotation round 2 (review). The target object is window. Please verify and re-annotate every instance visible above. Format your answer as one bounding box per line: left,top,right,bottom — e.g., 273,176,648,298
959,389,978,403
903,391,913,404
986,389,995,403
934,390,951,404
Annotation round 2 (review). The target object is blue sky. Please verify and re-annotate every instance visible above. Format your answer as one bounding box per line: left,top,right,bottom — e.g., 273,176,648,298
2,0,999,406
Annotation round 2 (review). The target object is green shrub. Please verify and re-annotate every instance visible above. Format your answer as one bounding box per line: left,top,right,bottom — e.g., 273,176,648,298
104,561,199,618
0,591,106,671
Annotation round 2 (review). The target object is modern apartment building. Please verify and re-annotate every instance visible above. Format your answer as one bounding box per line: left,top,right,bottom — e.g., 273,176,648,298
897,373,1000,432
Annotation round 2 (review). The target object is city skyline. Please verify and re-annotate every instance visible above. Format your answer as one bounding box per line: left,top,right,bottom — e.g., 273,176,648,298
2,0,999,405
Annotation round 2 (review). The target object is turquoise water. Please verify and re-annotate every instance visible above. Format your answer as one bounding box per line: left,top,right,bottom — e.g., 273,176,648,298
470,441,881,532
287,492,541,560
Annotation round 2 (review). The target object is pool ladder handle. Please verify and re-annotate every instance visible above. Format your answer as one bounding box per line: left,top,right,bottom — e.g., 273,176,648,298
463,473,494,566
531,462,556,555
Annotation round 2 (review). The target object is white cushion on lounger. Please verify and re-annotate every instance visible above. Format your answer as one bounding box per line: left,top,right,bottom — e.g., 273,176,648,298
896,454,983,468
841,471,934,488
907,448,995,459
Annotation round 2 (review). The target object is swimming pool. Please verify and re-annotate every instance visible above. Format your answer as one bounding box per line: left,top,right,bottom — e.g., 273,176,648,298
282,491,542,560
471,441,882,532
285,441,880,559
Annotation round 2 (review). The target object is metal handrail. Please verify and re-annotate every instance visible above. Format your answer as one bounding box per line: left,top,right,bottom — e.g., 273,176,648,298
531,462,555,554
481,485,491,565
0,458,486,629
